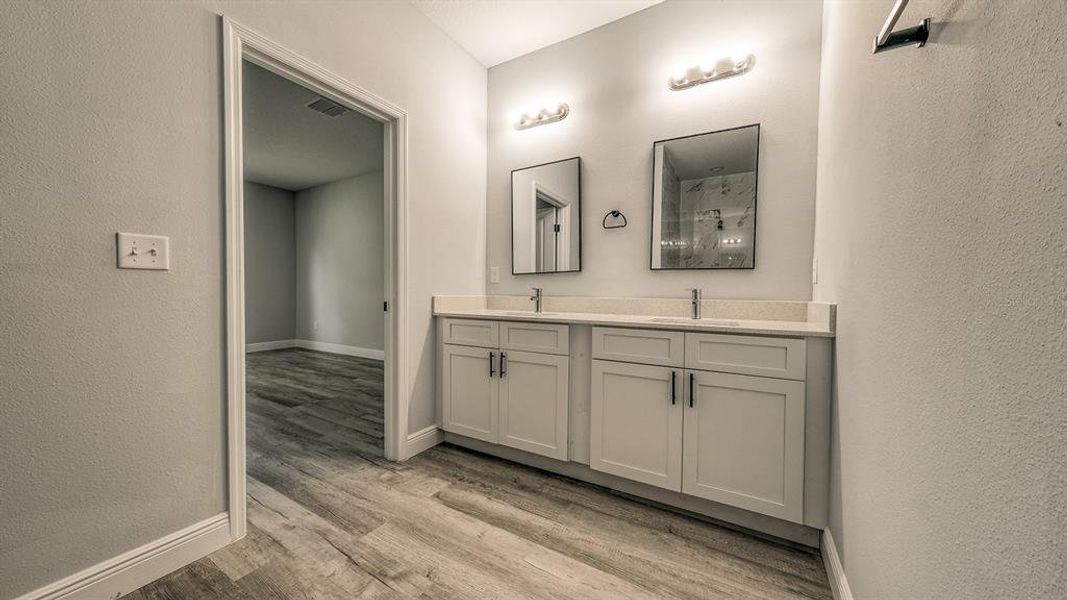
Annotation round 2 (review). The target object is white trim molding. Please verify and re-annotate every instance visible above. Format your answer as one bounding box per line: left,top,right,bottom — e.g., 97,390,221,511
222,13,248,543
222,15,411,544
14,514,230,600
822,528,854,600
245,339,297,353
405,425,443,458
295,339,384,361
245,339,385,361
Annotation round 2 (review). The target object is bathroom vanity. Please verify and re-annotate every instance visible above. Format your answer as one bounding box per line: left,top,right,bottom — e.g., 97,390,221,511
434,296,835,546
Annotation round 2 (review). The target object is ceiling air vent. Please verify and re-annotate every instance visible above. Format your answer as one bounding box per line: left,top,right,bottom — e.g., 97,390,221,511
306,97,349,118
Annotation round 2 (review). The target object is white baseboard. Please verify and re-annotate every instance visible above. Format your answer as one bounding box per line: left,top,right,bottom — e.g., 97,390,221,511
405,425,443,458
244,339,384,360
295,339,384,361
822,528,853,600
245,339,296,352
15,513,231,600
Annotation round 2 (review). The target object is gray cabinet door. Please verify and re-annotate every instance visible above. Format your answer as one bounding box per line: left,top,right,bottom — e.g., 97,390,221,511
498,350,569,460
685,333,806,380
683,371,805,522
500,322,570,355
590,360,683,490
441,343,498,443
592,327,684,367
440,318,499,348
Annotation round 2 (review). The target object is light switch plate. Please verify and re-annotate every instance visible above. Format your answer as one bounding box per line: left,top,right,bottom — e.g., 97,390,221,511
489,266,500,284
116,232,170,270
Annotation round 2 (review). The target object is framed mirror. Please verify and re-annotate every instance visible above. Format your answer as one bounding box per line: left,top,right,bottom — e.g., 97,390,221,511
512,157,582,275
650,124,759,270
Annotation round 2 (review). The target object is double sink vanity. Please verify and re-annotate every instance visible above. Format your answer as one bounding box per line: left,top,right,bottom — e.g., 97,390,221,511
434,293,835,546
433,121,836,545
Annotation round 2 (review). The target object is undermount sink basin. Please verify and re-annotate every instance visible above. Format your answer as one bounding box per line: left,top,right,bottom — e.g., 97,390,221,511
493,310,547,316
486,311,739,326
650,317,741,326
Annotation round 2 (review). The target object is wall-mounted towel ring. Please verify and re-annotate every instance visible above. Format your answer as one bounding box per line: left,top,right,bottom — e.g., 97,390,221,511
602,210,627,229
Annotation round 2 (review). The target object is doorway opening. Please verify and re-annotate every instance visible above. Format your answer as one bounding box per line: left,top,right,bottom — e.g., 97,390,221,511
242,56,386,481
223,18,409,541
533,184,572,272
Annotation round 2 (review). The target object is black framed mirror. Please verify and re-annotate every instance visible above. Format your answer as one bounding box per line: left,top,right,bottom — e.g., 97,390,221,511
650,124,759,270
511,157,582,275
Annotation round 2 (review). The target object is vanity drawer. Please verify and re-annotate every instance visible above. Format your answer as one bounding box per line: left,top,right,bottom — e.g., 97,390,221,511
440,318,499,348
592,327,684,368
685,333,806,381
500,321,569,355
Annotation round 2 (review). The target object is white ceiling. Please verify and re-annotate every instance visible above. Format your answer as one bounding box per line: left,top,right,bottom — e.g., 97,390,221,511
411,0,663,67
662,126,760,181
242,62,383,191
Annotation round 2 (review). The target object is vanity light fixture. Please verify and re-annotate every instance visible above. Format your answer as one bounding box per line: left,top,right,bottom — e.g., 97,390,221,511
514,103,570,130
669,54,756,91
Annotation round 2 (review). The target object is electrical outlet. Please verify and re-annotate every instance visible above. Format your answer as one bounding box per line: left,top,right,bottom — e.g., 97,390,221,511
313,320,320,331
116,233,169,270
489,266,500,284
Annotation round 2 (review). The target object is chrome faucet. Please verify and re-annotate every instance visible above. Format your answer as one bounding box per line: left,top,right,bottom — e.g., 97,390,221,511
690,288,702,320
530,287,543,313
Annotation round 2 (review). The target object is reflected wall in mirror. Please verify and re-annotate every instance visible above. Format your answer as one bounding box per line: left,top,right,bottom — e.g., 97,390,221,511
651,124,759,270
512,157,581,274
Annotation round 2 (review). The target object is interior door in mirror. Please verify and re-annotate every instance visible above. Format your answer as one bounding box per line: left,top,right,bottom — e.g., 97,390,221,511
512,157,581,275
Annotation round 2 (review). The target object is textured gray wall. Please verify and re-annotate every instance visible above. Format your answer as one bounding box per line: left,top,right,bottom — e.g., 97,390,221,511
0,1,485,597
244,181,296,344
295,173,385,352
487,0,823,299
814,1,1067,598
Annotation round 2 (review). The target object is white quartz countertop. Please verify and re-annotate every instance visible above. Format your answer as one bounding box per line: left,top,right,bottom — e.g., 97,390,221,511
433,307,835,338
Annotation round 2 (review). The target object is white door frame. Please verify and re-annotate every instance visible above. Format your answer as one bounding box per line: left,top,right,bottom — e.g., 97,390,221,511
222,16,408,541
531,181,571,270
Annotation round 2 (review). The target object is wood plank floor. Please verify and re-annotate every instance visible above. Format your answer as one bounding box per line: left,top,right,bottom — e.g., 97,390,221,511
126,348,832,600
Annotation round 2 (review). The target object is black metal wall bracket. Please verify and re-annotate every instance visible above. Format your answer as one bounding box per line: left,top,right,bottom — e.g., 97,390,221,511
873,0,930,54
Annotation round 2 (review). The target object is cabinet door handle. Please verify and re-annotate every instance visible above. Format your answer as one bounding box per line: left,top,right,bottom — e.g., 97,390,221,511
500,352,507,378
489,351,495,378
671,371,676,405
689,373,695,407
